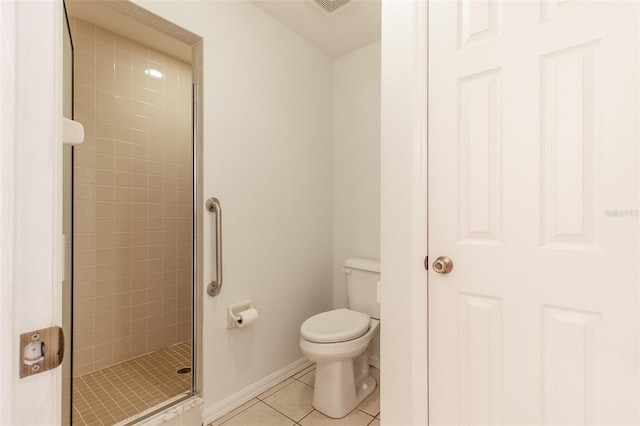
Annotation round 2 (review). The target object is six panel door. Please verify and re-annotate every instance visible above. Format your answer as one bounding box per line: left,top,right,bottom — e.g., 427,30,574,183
428,1,640,424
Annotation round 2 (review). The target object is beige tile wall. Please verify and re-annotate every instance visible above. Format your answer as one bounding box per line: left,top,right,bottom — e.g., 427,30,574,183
71,18,193,376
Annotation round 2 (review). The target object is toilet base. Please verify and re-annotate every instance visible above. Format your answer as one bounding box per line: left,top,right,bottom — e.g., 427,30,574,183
311,351,376,418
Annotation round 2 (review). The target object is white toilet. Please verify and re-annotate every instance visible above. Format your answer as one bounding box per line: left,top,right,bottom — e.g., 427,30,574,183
299,258,380,419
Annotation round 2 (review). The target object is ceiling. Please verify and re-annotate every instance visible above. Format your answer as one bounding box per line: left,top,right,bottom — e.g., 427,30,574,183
251,0,381,58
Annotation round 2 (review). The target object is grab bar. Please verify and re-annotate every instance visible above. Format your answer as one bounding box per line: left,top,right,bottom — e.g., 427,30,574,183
206,197,223,297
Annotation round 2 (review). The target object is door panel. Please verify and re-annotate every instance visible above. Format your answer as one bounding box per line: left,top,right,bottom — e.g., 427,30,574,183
428,1,639,424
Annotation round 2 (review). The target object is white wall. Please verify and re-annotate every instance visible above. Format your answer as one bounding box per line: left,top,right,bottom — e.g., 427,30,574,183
332,41,381,309
131,0,334,418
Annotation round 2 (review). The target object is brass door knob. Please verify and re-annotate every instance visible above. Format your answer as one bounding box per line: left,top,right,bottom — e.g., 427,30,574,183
432,256,453,274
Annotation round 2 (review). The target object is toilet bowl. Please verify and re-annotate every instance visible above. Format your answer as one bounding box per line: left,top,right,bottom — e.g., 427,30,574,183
299,258,380,419
300,312,379,418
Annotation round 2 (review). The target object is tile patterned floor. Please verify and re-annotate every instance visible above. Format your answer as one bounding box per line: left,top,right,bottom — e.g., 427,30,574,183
210,365,381,426
73,341,192,426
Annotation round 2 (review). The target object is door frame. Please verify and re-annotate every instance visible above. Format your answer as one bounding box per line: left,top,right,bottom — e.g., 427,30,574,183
0,0,65,424
380,0,428,424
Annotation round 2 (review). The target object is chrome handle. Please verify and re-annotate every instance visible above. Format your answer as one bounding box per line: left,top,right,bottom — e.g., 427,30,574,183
432,256,453,274
206,197,223,297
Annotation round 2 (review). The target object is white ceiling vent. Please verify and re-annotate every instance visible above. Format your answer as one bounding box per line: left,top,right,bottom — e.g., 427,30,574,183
311,0,352,14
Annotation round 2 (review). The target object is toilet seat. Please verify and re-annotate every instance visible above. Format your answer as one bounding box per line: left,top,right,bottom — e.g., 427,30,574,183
300,308,370,343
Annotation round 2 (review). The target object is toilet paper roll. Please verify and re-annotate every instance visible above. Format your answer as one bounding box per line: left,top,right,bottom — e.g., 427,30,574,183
235,308,258,328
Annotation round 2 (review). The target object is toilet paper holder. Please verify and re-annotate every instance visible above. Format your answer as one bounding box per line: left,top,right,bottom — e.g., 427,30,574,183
227,300,256,328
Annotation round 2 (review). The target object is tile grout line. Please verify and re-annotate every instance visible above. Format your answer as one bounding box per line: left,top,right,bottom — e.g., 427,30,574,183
259,398,312,424
212,365,380,426
296,407,315,425
72,396,92,426
86,372,117,421
208,398,261,426
260,373,317,423
74,341,191,424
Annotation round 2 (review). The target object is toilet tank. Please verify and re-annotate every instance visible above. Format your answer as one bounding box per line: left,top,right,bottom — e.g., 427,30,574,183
344,258,380,320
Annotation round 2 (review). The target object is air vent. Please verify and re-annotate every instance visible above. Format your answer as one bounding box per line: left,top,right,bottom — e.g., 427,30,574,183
311,0,352,14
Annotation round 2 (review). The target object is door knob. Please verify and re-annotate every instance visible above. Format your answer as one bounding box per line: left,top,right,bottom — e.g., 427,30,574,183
432,256,454,274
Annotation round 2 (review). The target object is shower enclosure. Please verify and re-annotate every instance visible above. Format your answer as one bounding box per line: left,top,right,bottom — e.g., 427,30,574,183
62,1,202,423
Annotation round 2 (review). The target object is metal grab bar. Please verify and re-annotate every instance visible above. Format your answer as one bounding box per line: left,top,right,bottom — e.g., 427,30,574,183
206,197,223,297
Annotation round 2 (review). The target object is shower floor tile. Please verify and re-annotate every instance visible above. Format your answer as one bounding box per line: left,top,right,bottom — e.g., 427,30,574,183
73,341,192,426
210,365,381,426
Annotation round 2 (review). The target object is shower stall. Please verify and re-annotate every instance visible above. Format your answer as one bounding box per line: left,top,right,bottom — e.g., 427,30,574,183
63,2,202,423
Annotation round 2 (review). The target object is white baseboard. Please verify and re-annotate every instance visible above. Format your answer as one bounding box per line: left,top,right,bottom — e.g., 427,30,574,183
202,357,313,425
370,354,380,369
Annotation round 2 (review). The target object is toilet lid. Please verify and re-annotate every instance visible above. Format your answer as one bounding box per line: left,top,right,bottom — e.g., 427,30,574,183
300,308,371,343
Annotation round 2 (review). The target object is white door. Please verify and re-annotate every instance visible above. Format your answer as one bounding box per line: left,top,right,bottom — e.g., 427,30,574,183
428,1,640,424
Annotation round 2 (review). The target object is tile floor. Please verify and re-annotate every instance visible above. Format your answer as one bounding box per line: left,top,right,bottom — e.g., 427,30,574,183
73,341,192,426
210,365,381,426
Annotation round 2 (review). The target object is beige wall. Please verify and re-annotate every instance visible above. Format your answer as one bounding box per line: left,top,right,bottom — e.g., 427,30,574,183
71,18,193,376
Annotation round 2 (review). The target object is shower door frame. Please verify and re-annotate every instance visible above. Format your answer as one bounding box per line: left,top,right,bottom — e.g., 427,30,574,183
62,2,75,423
63,3,204,423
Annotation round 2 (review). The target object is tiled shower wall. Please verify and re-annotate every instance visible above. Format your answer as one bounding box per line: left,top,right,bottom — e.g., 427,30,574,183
71,18,193,376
